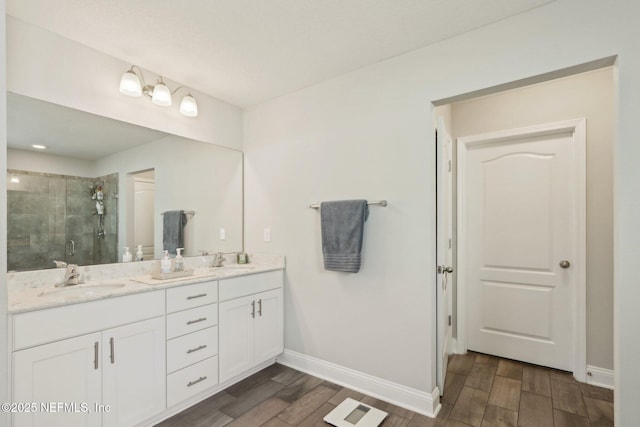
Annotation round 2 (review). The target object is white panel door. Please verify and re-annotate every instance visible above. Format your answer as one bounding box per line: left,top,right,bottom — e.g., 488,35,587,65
102,317,166,427
13,333,102,427
436,117,454,394
134,179,155,260
254,288,284,365
464,127,579,371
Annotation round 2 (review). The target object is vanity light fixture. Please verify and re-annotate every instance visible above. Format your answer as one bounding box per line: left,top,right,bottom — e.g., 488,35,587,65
119,65,198,117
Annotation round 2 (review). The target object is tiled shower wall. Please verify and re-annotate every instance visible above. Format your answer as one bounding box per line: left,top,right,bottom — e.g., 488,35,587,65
7,170,118,272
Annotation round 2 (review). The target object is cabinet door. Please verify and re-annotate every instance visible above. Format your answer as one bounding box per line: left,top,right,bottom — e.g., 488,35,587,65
13,333,102,427
254,288,284,365
102,317,166,427
219,294,255,383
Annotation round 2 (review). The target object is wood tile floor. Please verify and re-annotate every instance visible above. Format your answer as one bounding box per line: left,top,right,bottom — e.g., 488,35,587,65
155,352,614,427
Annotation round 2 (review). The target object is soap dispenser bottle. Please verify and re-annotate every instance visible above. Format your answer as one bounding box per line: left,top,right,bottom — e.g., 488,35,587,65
135,245,144,262
174,248,184,272
122,247,132,263
160,250,172,274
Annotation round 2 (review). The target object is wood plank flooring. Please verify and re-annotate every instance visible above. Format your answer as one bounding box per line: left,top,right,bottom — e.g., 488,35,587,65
155,352,613,426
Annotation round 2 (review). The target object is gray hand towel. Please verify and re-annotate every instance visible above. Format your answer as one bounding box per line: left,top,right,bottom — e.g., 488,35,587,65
321,200,369,273
163,210,188,255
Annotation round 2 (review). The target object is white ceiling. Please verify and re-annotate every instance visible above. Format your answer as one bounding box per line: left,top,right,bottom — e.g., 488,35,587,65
7,93,168,160
6,0,552,107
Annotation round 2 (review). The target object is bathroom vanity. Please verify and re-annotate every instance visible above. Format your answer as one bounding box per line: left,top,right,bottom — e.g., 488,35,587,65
7,254,284,427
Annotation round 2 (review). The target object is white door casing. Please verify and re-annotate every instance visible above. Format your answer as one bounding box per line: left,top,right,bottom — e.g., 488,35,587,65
436,117,454,394
457,119,586,380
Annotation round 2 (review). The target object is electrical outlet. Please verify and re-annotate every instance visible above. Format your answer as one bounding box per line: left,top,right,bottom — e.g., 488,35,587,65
219,227,226,240
264,227,271,242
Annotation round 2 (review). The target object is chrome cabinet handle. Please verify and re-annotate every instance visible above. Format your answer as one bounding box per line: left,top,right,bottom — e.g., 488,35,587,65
110,337,115,364
187,293,207,300
94,342,99,370
187,317,207,325
258,299,263,317
559,260,571,269
251,301,256,318
186,344,207,354
187,376,208,387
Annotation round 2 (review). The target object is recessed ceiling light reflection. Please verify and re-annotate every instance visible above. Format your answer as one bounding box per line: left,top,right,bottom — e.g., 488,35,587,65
10,177,20,184
31,144,47,150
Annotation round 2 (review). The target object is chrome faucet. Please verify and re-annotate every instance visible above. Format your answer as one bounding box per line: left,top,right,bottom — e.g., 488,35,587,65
53,261,82,287
210,252,225,268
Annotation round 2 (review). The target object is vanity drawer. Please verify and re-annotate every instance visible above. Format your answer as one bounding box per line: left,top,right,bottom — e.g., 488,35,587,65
219,270,283,302
167,356,218,407
167,304,218,339
13,291,165,350
167,326,218,373
166,281,218,313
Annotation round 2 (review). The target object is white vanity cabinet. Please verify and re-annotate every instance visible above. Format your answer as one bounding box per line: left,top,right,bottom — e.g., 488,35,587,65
219,270,283,383
165,280,220,407
11,291,166,427
13,333,103,427
102,317,166,427
9,266,285,426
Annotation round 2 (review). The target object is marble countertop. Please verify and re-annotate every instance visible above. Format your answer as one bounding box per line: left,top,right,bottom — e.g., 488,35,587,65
8,253,285,314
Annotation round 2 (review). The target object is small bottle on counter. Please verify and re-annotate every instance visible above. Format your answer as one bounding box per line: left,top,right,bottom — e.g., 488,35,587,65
237,252,248,264
122,247,132,263
174,248,184,272
160,250,172,274
135,245,144,262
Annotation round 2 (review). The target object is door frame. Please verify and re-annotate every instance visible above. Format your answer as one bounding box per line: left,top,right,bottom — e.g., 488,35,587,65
456,118,587,381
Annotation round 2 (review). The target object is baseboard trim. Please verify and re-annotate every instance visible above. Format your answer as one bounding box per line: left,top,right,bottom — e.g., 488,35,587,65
276,349,440,417
586,365,614,390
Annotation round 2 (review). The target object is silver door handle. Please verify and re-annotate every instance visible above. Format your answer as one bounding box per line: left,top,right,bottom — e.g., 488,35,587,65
94,342,99,370
258,299,263,316
437,265,453,274
110,337,115,364
251,301,256,318
559,260,571,269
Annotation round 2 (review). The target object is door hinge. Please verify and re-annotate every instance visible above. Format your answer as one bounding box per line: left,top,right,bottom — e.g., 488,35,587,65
448,238,452,249
448,160,451,172
448,315,452,326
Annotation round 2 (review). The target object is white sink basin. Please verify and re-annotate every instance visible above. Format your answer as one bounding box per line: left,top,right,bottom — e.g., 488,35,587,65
39,283,127,298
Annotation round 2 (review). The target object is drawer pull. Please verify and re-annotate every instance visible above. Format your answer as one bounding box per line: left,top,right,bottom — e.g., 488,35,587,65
186,293,207,300
187,317,207,325
187,376,208,387
94,342,99,370
186,344,208,354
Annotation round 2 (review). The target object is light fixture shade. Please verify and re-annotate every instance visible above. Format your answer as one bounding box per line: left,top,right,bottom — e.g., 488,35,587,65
151,80,172,106
119,70,142,97
180,94,198,117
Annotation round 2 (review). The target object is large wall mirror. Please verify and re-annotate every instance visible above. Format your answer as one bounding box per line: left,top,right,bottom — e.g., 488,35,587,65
7,92,243,272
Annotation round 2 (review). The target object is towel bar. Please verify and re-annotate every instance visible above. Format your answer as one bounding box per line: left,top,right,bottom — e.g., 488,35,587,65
309,200,387,209
161,210,195,216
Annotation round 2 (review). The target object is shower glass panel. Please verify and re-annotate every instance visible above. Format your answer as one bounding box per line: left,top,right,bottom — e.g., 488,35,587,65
7,170,118,272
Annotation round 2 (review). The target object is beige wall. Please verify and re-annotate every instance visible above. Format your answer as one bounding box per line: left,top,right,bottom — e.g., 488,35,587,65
450,67,614,369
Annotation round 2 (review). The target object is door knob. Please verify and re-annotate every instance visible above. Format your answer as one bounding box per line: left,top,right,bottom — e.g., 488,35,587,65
559,260,571,269
438,265,453,274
